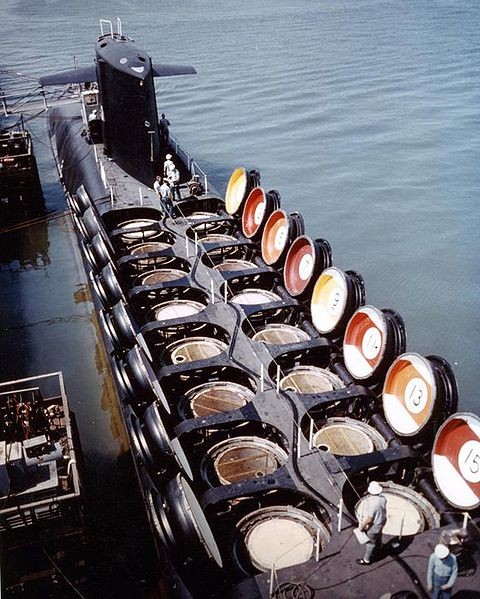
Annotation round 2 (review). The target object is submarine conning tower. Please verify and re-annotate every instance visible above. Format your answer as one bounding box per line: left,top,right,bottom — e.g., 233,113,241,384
38,18,196,188
95,33,159,185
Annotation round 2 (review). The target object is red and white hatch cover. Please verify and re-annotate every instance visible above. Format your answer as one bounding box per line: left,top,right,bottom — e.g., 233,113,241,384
261,209,290,266
242,187,267,238
432,413,480,510
343,306,387,379
283,236,317,298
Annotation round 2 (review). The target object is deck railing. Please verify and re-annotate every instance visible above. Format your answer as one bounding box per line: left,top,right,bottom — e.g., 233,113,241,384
170,134,209,193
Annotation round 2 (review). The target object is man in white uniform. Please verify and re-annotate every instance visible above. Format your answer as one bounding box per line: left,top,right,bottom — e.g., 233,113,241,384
153,176,172,215
167,166,181,200
153,175,162,195
163,154,175,177
160,179,172,215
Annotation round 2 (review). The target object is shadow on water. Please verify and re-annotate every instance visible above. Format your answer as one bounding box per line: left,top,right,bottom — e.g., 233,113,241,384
79,313,159,597
0,226,50,269
0,222,50,380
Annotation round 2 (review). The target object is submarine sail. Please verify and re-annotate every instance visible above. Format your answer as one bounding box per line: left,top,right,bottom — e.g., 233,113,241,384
39,28,195,187
96,35,159,184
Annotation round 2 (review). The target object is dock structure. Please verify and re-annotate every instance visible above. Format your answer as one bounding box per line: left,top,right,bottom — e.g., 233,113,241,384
0,372,86,597
0,112,45,224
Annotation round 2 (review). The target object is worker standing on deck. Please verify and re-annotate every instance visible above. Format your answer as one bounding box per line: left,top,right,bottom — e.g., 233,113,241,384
168,165,181,201
356,481,387,566
163,154,175,178
159,113,170,148
153,175,172,216
159,178,173,216
153,175,162,196
427,544,458,599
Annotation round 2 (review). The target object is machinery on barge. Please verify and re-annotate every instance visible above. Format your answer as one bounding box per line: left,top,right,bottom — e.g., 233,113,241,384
0,113,45,224
0,372,86,597
39,19,480,598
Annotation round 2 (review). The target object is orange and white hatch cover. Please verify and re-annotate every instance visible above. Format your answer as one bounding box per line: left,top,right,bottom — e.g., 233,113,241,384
343,306,388,380
382,353,436,437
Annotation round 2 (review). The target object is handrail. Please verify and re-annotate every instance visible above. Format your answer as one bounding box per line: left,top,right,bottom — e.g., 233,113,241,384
0,370,63,388
1,86,81,116
99,19,114,38
8,90,44,112
170,134,209,193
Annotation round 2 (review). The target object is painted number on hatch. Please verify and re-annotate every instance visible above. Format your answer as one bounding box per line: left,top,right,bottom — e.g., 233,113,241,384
459,440,480,484
327,287,344,315
274,225,287,251
254,201,266,225
405,377,428,414
362,327,381,360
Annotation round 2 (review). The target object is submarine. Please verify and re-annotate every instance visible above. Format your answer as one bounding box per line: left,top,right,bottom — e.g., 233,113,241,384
40,19,480,598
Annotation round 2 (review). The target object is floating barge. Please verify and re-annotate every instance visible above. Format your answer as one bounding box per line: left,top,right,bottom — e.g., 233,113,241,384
0,114,45,225
0,372,86,597
40,20,480,598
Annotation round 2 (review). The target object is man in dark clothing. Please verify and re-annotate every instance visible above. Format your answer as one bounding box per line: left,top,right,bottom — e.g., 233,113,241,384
159,113,170,148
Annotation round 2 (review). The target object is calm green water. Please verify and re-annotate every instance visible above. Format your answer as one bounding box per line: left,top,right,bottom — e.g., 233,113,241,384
1,0,479,594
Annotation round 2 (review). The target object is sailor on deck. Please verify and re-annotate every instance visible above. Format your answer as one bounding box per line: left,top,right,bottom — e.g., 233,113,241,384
427,544,458,599
160,179,172,215
153,175,162,195
159,113,170,147
163,154,175,177
154,175,172,216
356,481,387,566
167,166,181,201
